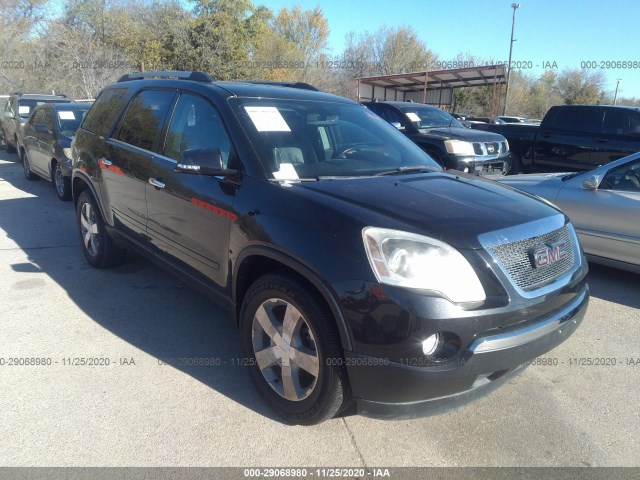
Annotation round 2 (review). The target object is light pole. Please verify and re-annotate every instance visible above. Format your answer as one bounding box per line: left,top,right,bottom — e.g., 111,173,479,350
503,3,520,116
613,78,622,105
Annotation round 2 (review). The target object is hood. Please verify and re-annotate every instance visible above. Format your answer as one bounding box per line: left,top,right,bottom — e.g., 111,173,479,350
496,172,567,202
296,172,560,249
418,126,506,142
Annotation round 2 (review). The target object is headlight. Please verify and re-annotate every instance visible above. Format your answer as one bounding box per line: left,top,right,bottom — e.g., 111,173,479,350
444,140,475,156
504,139,510,152
63,148,73,160
362,227,486,304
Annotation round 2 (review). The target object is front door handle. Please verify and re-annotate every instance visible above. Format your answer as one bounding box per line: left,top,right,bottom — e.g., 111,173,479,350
148,177,165,189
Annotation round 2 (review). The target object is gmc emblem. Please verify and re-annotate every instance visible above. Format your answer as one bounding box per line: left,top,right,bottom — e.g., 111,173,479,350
531,242,568,268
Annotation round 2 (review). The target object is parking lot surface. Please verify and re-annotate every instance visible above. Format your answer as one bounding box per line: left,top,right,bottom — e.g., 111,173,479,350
0,149,638,467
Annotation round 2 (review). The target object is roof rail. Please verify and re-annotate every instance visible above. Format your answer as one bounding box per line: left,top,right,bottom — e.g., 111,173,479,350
117,71,214,83
246,81,319,92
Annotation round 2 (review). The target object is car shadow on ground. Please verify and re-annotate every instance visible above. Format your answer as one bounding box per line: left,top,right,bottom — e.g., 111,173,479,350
586,263,640,309
0,157,288,424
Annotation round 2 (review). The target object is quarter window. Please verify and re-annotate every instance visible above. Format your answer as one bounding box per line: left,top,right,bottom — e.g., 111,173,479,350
82,88,128,137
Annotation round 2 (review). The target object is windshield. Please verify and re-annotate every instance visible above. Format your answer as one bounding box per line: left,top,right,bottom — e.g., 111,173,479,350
18,99,67,118
229,98,441,180
398,105,463,129
56,108,89,135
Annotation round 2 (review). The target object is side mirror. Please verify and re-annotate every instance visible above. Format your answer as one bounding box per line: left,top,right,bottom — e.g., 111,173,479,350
390,122,405,131
581,175,600,190
175,147,237,177
36,124,51,134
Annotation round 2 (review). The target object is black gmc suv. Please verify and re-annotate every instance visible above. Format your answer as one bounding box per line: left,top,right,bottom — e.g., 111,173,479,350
72,71,589,424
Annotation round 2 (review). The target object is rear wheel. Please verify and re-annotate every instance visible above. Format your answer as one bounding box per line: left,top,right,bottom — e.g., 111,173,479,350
76,190,126,268
52,161,71,201
23,153,38,181
240,274,349,425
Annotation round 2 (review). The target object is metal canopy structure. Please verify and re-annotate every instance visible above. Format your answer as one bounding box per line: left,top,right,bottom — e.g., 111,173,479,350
356,64,507,107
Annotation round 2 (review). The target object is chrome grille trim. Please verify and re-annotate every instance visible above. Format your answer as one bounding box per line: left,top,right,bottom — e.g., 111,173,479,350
471,141,509,157
479,215,582,298
490,226,574,291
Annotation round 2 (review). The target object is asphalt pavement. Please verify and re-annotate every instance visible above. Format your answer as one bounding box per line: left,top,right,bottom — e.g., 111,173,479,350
0,149,638,468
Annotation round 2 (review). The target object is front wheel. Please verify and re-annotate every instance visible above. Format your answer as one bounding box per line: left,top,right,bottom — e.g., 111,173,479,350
76,190,126,268
240,274,350,424
53,161,71,201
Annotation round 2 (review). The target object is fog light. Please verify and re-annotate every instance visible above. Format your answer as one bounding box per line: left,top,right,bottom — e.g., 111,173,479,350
463,167,470,173
422,334,440,356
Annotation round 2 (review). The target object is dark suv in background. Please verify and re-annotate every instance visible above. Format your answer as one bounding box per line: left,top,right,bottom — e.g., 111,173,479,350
362,100,513,175
1,93,72,157
21,102,91,200
72,71,588,424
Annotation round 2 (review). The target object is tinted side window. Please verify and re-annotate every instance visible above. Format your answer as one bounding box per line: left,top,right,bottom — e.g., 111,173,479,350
601,109,640,135
117,90,174,151
384,107,408,129
41,107,54,129
601,158,640,192
82,88,128,137
164,93,234,167
550,108,601,133
29,108,44,125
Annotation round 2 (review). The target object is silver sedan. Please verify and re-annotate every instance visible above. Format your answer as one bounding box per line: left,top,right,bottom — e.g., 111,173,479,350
497,153,640,273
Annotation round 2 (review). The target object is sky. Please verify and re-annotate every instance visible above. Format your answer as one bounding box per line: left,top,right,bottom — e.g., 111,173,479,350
260,0,640,99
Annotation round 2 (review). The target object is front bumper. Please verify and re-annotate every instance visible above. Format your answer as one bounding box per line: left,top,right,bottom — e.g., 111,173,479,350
344,284,589,419
449,152,513,176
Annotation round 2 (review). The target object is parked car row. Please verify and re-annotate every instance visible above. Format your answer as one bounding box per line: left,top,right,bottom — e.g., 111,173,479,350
1,92,72,157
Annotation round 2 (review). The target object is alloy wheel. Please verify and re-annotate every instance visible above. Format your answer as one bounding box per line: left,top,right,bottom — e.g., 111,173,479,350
80,202,100,257
251,298,320,402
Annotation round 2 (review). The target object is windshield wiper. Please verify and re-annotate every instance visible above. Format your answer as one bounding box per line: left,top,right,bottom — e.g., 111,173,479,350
375,166,438,176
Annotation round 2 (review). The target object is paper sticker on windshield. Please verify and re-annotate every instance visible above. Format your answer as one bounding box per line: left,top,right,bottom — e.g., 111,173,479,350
244,106,291,132
18,106,30,115
58,111,76,120
272,163,299,180
406,112,420,122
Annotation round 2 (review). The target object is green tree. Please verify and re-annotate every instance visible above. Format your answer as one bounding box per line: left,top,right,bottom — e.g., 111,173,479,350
556,68,605,105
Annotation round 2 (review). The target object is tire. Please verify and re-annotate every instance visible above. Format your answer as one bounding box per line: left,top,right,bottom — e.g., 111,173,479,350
52,161,71,201
23,153,38,181
4,131,16,154
240,273,349,425
76,190,126,268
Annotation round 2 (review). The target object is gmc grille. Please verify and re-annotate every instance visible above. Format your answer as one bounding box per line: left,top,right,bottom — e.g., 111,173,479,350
489,225,575,292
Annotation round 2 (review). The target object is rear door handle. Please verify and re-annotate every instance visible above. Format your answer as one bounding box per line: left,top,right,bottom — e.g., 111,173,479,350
596,138,608,143
148,177,165,189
